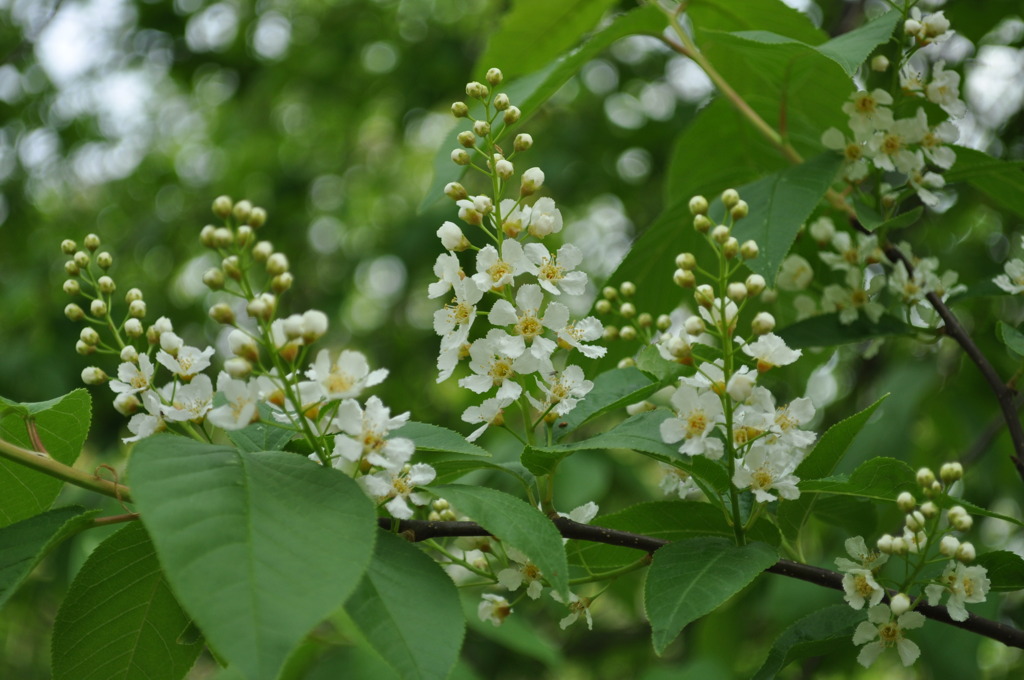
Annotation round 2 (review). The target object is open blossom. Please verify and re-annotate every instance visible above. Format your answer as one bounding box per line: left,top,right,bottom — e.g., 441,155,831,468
550,590,593,630
497,546,544,599
741,333,801,371
924,561,991,622
926,61,966,117
527,365,593,416
659,464,702,499
526,197,562,237
489,284,558,369
305,349,387,400
478,593,512,627
842,89,894,137
358,462,436,520
995,258,1024,294
427,252,462,299
524,242,587,296
331,395,414,470
110,354,156,395
554,313,605,359
123,390,165,443
157,344,214,380
206,372,260,430
660,383,725,459
821,127,870,181
853,603,925,667
471,239,532,292
731,444,801,503
459,330,527,401
161,374,214,422
462,396,512,442
433,276,485,352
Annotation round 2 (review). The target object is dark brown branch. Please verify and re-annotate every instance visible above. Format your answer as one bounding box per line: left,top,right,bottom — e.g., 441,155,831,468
380,516,1024,649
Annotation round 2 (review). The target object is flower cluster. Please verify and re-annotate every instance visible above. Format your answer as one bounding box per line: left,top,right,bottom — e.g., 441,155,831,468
994,235,1024,295
432,68,605,442
835,462,990,668
66,197,432,520
657,190,815,506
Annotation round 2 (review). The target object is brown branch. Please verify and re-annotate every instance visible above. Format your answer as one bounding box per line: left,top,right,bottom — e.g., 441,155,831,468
380,516,1024,649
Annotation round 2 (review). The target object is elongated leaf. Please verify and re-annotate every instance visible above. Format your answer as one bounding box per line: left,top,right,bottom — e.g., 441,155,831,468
227,403,296,453
0,389,91,527
863,206,924,233
799,457,916,501
778,313,914,349
128,436,376,680
346,532,465,680
998,321,1024,357
554,367,658,440
930,493,1024,529
778,395,888,542
687,0,825,45
477,0,620,80
751,604,864,680
52,522,203,680
945,146,1024,218
975,550,1024,592
395,422,490,457
430,484,568,598
645,537,778,654
0,505,98,610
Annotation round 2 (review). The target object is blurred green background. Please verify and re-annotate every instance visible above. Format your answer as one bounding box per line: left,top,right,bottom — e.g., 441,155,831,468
1,0,1024,677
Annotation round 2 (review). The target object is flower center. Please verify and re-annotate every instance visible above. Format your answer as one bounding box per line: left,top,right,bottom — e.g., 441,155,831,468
488,260,512,283
489,359,514,384
685,410,708,438
752,468,774,490
516,314,543,339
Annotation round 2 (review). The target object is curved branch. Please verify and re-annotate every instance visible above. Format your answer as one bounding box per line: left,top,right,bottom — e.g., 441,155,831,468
380,516,1024,650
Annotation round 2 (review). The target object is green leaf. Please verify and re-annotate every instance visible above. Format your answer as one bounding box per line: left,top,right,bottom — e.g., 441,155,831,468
777,395,887,542
430,484,569,598
644,537,778,654
862,206,924,233
930,493,1024,529
128,435,376,680
345,532,465,680
998,321,1024,357
570,501,779,573
0,505,99,610
687,0,826,45
975,550,1024,592
554,367,658,440
476,0,620,80
427,456,532,486
51,522,203,680
751,604,865,680
945,146,1024,218
778,313,914,349
227,402,296,453
799,457,916,502
814,10,901,75
0,389,92,527
395,422,490,457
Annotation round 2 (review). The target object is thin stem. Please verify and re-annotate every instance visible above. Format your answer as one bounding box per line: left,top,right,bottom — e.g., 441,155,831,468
0,436,133,503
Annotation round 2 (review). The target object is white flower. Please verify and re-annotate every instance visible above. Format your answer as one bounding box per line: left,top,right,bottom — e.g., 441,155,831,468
123,390,165,443
331,395,414,470
157,344,215,380
821,269,885,325
773,397,816,448
433,276,485,352
866,118,926,174
207,372,260,430
907,167,946,207
526,197,562,237
358,462,436,519
428,252,463,299
471,239,532,292
742,333,801,371
659,464,702,499
924,561,991,622
776,254,814,291
527,365,594,416
524,243,587,296
842,89,895,138
462,396,512,442
926,61,966,117
835,536,889,572
821,127,870,181
550,590,593,630
489,284,558,368
305,349,388,400
497,546,544,599
521,167,545,194
161,374,214,422
660,384,725,459
853,603,925,667
109,354,156,395
478,593,512,627
995,258,1024,294
916,108,958,169
731,444,801,503
840,568,886,610
459,330,526,401
554,314,606,359
698,298,738,334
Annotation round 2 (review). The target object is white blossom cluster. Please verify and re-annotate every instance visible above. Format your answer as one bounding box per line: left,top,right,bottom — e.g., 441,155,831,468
821,10,963,206
432,68,606,442
834,463,990,668
994,235,1024,295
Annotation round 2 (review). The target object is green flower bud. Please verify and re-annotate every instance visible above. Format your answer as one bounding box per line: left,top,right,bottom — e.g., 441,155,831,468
222,255,242,280
675,252,696,270
730,200,749,220
722,237,739,259
236,225,254,247
96,251,113,269
125,288,144,303
637,312,653,328
602,286,618,300
711,224,731,244
90,299,108,317
79,327,100,345
232,199,253,223
503,106,521,125
514,133,533,152
65,260,80,276
684,316,705,335
740,240,759,260
75,339,94,355
213,227,234,249
693,215,712,233
74,250,91,268
673,268,695,288
125,318,143,338
493,93,510,111
212,195,233,219
451,101,469,118
688,195,708,216
266,252,290,276
457,130,476,147
209,302,236,325
97,276,116,294
619,325,637,341
203,268,225,290
84,233,101,251
745,274,766,296
656,314,672,331
619,302,636,319
595,299,612,314
272,272,294,293
252,241,273,262
80,367,107,385
63,279,81,296
721,188,740,208
451,149,471,165
128,299,147,318
61,239,77,255
444,182,468,201
485,67,503,85
247,207,267,228
465,81,489,99
473,120,490,137
617,357,636,368
726,282,747,302
620,281,637,297
200,225,217,247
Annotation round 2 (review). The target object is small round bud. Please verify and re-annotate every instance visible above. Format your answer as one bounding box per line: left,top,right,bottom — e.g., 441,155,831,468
955,541,976,562
444,182,468,201
595,299,612,314
637,312,653,328
199,225,217,247
726,281,747,302
65,303,85,322
432,498,450,512
124,318,143,338
871,54,890,72
602,286,618,301
675,252,696,270
656,314,672,331
674,268,694,290
224,357,253,379
266,252,290,276
74,251,91,268
760,288,778,303
876,533,894,554
916,467,936,488
940,462,963,484
694,284,715,308
693,214,712,233
212,227,233,249
905,510,926,532
722,237,739,259
75,340,94,355
119,345,138,363
473,122,491,140
619,302,636,319
83,233,101,251
457,130,476,147
485,67,503,85
113,393,141,416
252,241,273,262
465,81,489,99
61,239,77,255
751,311,775,335
514,133,533,152
63,279,81,296
97,276,116,294
721,188,740,208
896,491,916,512
688,195,708,216
212,195,233,218
495,159,514,180
79,327,100,345
209,302,236,325
617,357,636,369
951,509,973,531
740,240,759,260
745,274,766,296
203,268,225,290
730,200,749,220
920,501,938,518
684,316,705,336
236,225,254,247
889,593,911,616
520,167,544,195
96,252,113,269
451,101,469,118
233,199,253,223
890,536,908,555
80,366,108,385
619,325,637,341
302,310,329,343
808,217,835,245
493,93,510,111
603,326,619,341
939,535,960,556
90,299,108,317
904,18,922,37
272,272,294,293
503,106,521,125
711,224,731,244
65,260,80,276
247,207,267,228
620,281,636,297
222,256,242,280
929,480,942,496
125,288,144,303
451,149,471,165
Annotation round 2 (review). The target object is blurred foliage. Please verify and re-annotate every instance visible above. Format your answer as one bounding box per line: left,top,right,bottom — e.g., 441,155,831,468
1,0,1024,678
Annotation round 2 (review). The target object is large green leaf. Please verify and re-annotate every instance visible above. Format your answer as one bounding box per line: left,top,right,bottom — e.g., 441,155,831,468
0,505,99,610
975,550,1024,592
799,456,916,502
998,321,1024,357
687,0,826,45
778,313,915,349
751,604,865,680
430,484,569,598
345,532,465,680
227,403,296,453
945,146,1024,219
0,389,91,527
777,395,888,543
554,366,658,441
644,537,778,654
476,0,620,80
128,436,376,680
51,522,203,680
395,422,490,457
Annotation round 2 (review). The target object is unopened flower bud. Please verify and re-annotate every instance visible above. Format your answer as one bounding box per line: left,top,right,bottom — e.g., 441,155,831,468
602,286,618,300
740,240,759,260
745,274,766,296
673,267,696,287
722,237,739,259
520,167,544,195
617,357,636,368
721,188,740,208
266,252,290,276
904,18,922,37
127,300,145,319
620,281,636,297
79,327,100,345
212,195,233,218
74,251,91,268
676,252,696,270
485,67,503,85
920,501,938,518
727,372,755,402
97,276,116,294
96,252,113,269
65,303,85,322
457,130,476,147
940,462,963,484
224,357,253,379
90,299,108,317
619,302,636,319
694,284,714,308
203,268,225,290
493,93,510,110
213,227,233,249
730,200,749,220
113,392,141,416
444,182,468,201
302,310,329,343
603,325,619,341
124,318,143,338
61,239,77,255
247,207,267,228
80,366,108,385
247,295,275,322
437,221,471,251
876,533,894,553
503,106,521,125
693,214,712,233
891,536,908,555
63,280,80,296
726,282,747,302
514,133,533,152
236,225,254,247
466,81,489,99
896,491,916,512
495,159,514,180
252,241,273,262
65,261,80,276
222,256,241,280
272,272,294,293
233,199,253,223
209,303,235,324
637,312,653,328
905,510,926,531
916,467,935,488
229,329,259,361
711,224,731,244
75,340,94,355
451,101,469,118
955,541,976,562
809,217,835,245
119,345,138,363
871,54,890,72
688,195,708,216
656,314,672,331
889,593,911,616
451,149,471,165
939,535,960,556
84,233,101,251
751,312,775,335
619,325,637,341
595,299,612,314
684,316,705,336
